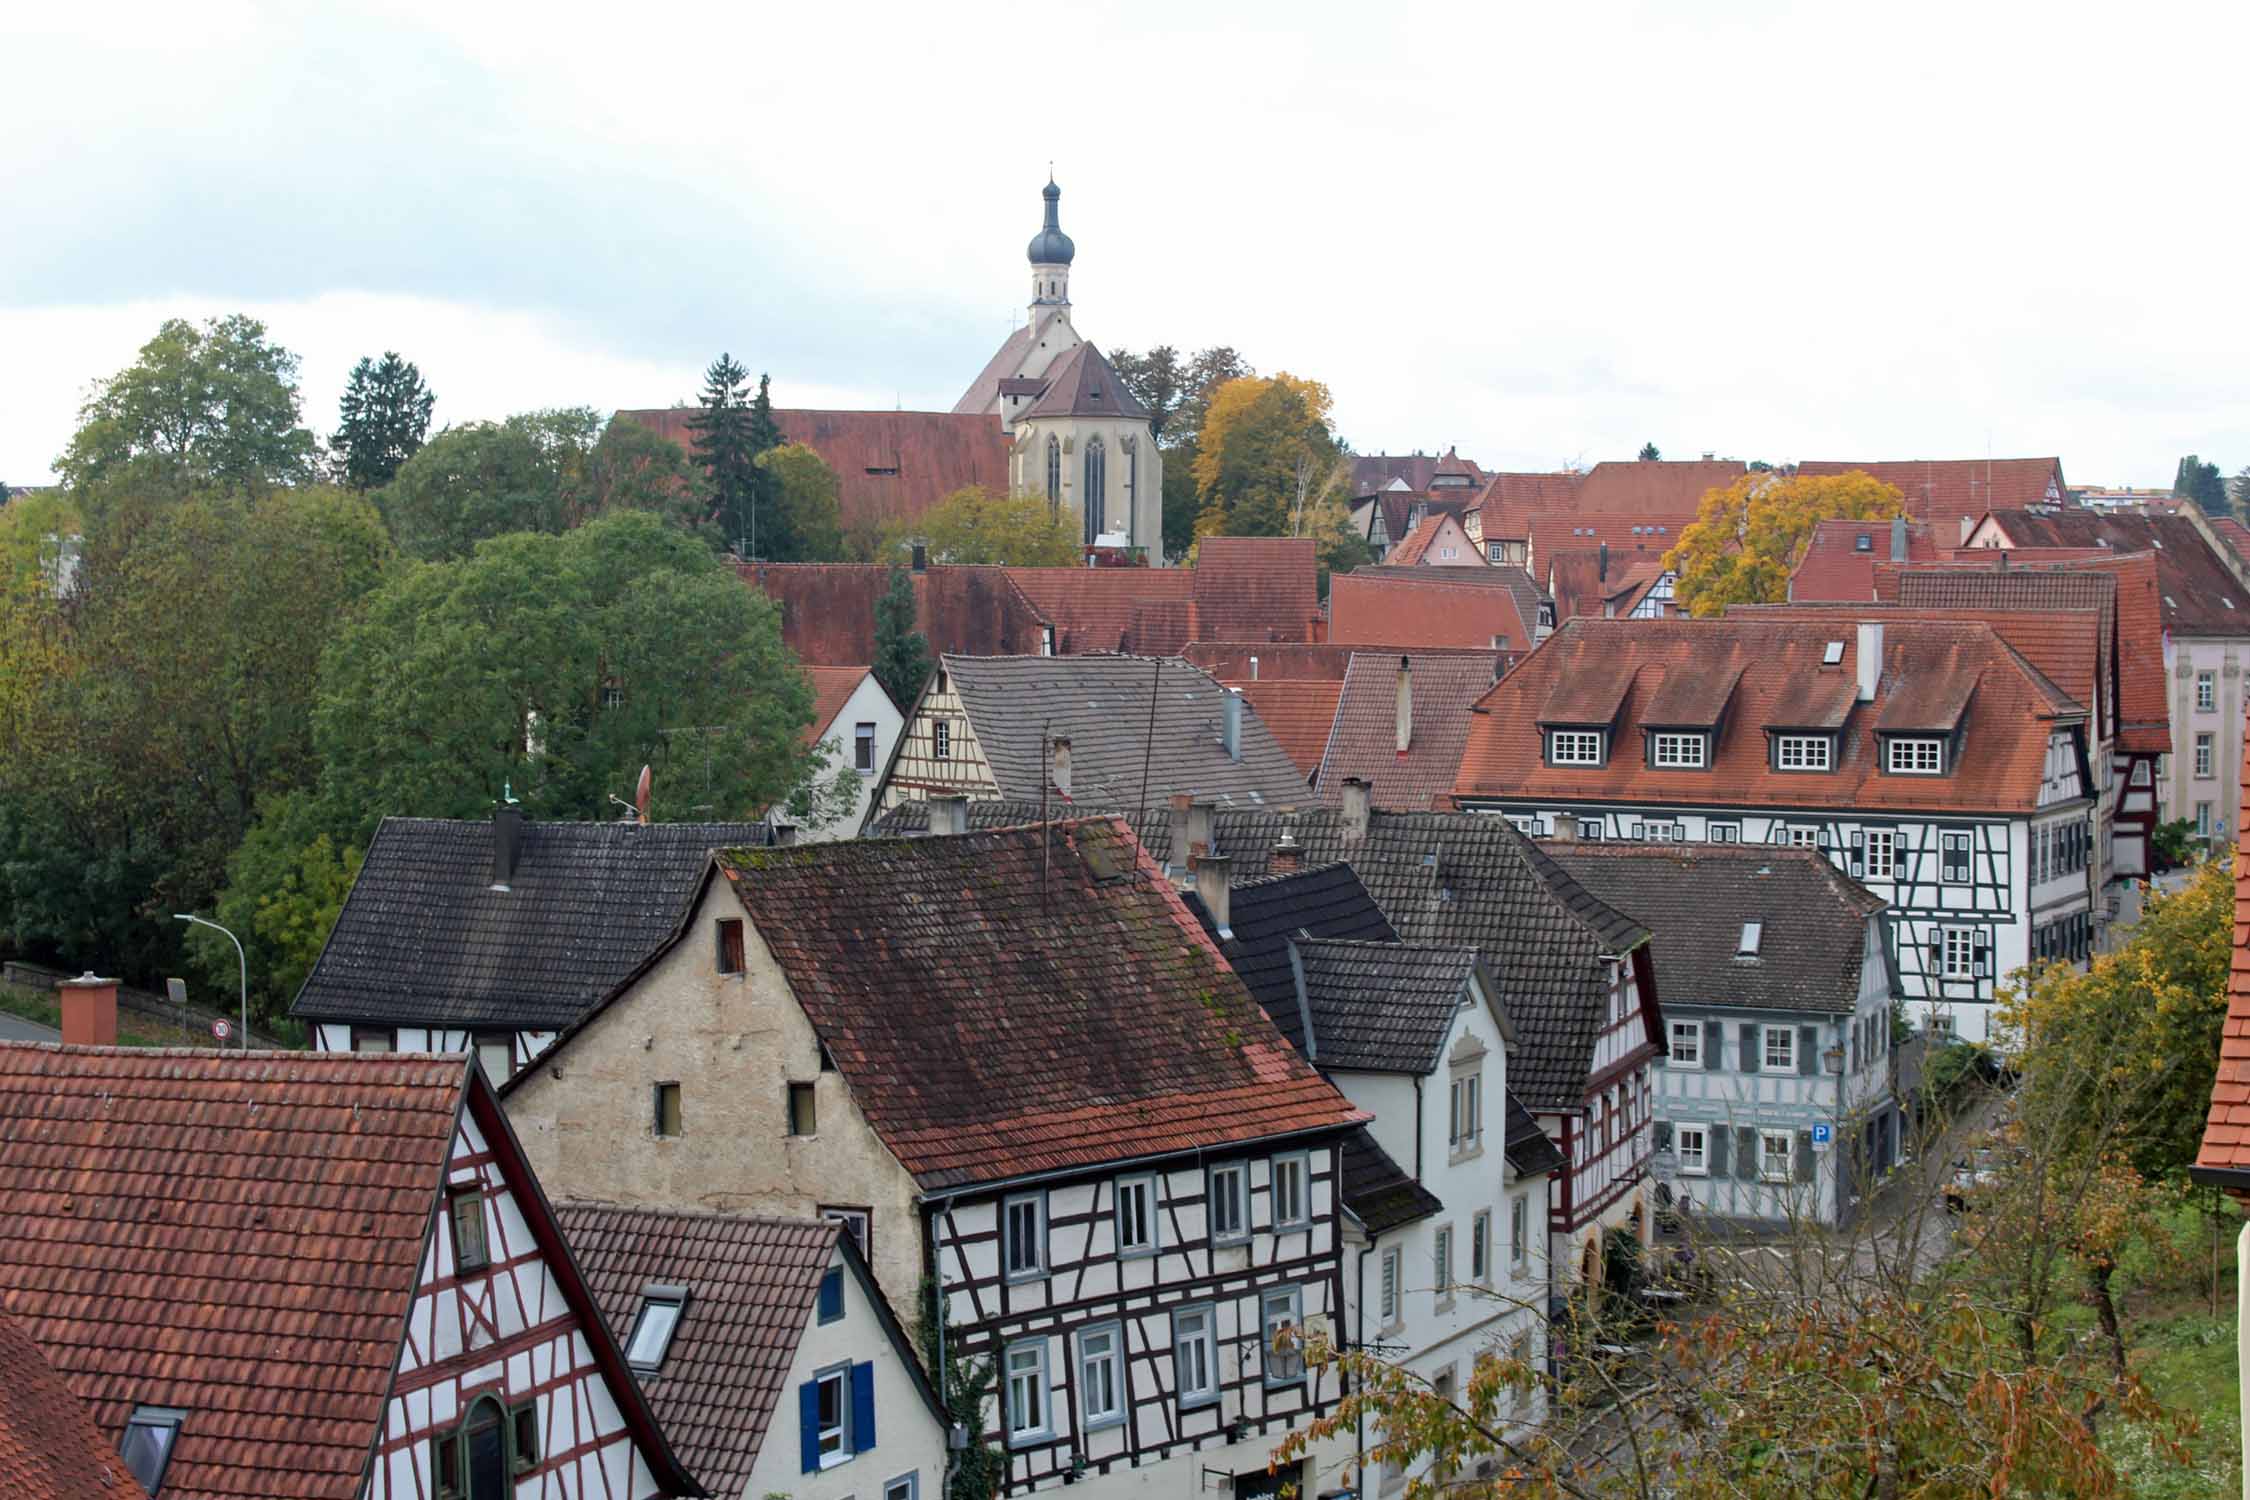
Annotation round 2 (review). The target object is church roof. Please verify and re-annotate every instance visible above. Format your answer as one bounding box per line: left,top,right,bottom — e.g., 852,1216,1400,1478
953,321,1039,415
1027,178,1076,265
1020,343,1152,423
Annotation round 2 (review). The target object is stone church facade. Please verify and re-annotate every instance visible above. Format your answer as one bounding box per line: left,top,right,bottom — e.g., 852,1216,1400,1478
954,179,1167,563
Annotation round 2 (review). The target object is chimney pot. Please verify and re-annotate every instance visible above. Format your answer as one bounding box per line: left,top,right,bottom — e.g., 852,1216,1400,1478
1221,690,1244,762
1195,854,1234,937
1396,656,1413,757
1341,777,1372,841
1890,515,1908,563
57,973,118,1048
491,805,525,890
928,796,969,837
1052,736,1073,800
1856,622,1884,702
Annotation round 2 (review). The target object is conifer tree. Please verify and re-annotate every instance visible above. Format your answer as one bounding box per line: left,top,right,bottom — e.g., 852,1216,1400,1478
872,564,933,710
687,354,757,555
332,352,435,490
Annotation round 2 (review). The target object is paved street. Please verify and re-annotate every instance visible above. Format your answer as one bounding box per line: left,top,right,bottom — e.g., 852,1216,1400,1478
0,1011,60,1042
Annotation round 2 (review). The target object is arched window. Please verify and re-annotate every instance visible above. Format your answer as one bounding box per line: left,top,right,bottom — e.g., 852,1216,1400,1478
431,1394,535,1499
1045,436,1061,508
1083,437,1106,544
1122,436,1138,542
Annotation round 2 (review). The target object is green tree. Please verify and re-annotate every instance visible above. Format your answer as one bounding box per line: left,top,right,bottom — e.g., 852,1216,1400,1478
1112,345,1249,558
1638,441,1662,461
1666,470,1904,616
375,408,600,560
307,510,813,838
871,564,932,710
686,356,786,557
57,315,317,510
332,352,436,490
756,441,845,561
885,485,1079,566
203,791,364,1028
2230,465,2250,525
1191,373,1344,539
573,417,716,543
2173,454,2225,512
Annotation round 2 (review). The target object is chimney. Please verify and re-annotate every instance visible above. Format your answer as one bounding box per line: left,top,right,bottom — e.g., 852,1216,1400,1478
1186,801,1216,872
491,805,525,891
1052,736,1073,801
1890,515,1908,563
1598,541,1609,583
911,543,928,573
1550,812,1579,843
1221,690,1243,762
1856,622,1884,702
1341,777,1372,841
771,822,799,847
1167,793,1192,881
928,795,969,837
1195,854,1234,937
57,973,117,1047
1270,827,1303,876
1249,654,1260,682
1395,656,1413,757
1959,514,1974,546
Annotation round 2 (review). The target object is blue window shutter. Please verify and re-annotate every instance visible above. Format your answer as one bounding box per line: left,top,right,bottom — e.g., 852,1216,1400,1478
819,1268,843,1322
851,1362,877,1453
799,1380,821,1473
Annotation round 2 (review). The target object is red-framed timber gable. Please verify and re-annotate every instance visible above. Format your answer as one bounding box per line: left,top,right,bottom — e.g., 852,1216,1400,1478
1550,944,1660,1232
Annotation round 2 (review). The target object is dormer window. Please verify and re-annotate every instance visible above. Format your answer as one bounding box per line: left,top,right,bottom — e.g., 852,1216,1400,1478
1548,730,1606,766
1649,732,1708,769
1886,737,1945,775
1775,734,1833,771
1853,533,1872,552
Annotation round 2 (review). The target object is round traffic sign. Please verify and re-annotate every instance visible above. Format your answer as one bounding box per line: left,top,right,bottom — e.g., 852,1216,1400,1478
211,1018,232,1042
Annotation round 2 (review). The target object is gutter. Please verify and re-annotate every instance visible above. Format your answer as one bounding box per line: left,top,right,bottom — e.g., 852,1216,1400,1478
916,1117,1368,1198
2187,1164,2250,1193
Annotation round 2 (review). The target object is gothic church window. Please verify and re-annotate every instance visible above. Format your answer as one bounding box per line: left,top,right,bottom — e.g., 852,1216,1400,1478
1045,437,1061,506
1084,438,1106,543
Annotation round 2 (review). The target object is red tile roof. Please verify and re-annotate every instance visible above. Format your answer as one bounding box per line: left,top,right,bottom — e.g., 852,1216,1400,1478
2211,517,2250,559
1546,550,1669,622
1317,654,1499,812
1383,513,1450,566
717,820,1365,1189
803,665,875,744
1184,642,1513,682
1973,510,2250,635
1476,461,1744,545
1373,494,1473,550
0,1307,144,1498
1790,519,1943,602
740,562,1050,665
1797,458,2067,525
1329,573,1531,650
1002,567,1196,653
1224,679,1342,778
1526,513,1691,575
2196,737,2250,1180
1453,617,2086,816
620,408,1010,535
1176,537,1322,644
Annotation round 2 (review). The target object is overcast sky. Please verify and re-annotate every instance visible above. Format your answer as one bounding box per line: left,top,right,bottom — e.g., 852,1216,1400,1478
5,0,2244,488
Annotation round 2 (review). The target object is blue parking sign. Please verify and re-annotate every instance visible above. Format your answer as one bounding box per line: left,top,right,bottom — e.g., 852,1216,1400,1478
1811,1123,1832,1145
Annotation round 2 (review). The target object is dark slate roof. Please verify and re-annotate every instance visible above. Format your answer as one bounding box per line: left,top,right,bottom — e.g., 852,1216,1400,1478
1186,862,1399,1053
1503,1091,1568,1178
712,819,1362,1190
1543,843,1888,1015
1339,1127,1443,1235
868,802,1650,1111
1292,937,1481,1074
941,654,1315,810
1019,343,1152,422
292,816,770,1030
558,1205,937,1499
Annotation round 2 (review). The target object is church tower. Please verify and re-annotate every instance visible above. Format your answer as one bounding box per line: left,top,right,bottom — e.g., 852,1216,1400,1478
1027,178,1074,317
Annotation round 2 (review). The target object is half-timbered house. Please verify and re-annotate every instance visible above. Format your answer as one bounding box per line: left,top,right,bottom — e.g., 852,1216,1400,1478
502,820,1368,1500
867,793,1659,1293
1451,617,2096,1043
293,808,770,1078
0,1039,699,1500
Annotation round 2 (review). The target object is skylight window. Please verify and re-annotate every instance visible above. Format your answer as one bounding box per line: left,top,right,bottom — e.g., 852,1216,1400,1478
625,1285,690,1371
120,1406,186,1493
1737,921,1763,956
1822,641,1845,665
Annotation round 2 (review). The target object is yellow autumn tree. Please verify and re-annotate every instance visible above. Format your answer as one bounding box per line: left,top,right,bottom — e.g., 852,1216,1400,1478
1664,470,1905,617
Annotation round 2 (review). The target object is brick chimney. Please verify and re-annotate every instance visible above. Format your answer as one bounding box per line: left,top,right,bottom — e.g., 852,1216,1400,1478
1270,823,1303,876
1395,656,1413,757
58,973,117,1047
491,804,525,891
1166,793,1193,882
1195,855,1234,937
1341,778,1372,842
928,796,969,836
1185,801,1216,872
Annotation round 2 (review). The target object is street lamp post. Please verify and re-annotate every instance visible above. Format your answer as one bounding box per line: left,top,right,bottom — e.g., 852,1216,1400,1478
175,914,247,1050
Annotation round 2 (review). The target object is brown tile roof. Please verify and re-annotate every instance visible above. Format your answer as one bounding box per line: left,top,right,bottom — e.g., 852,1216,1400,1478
1797,458,2066,525
2212,517,2250,559
1974,510,2250,635
803,665,876,744
1224,679,1341,778
0,1307,144,1498
1790,519,1943,602
1185,641,1514,683
1526,513,1691,574
619,409,1009,535
1318,654,1500,812
2195,737,2250,1182
1372,494,1474,550
557,1206,938,1500
0,1047,473,1498
992,567,1195,653
1176,537,1322,644
954,317,1056,415
1546,550,1669,623
1018,343,1152,422
1329,572,1531,650
1352,563,1545,627
717,820,1365,1189
739,562,1050,665
1383,514,1452,567
1354,452,1481,497
1476,461,1744,546
1455,617,2086,816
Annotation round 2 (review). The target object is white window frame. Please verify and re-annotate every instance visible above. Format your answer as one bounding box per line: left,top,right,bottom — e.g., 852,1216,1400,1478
1262,1285,1306,1385
1863,828,1895,880
816,1361,856,1465
1077,1324,1125,1430
885,1475,920,1500
1270,1152,1310,1230
1433,1225,1454,1298
1379,1246,1401,1324
932,719,951,760
2198,670,2217,711
1208,1162,1248,1244
1776,734,1832,771
1471,1209,1492,1284
1786,826,1820,849
1708,822,1741,843
1004,1339,1051,1443
1510,1193,1528,1269
853,721,878,773
2197,732,2215,778
1650,732,1707,768
1886,737,1943,775
2198,801,2215,837
1173,1306,1218,1407
1667,1020,1701,1068
1676,1124,1708,1176
1448,1072,1483,1153
1002,1193,1046,1282
1758,1131,1794,1184
1762,1025,1795,1072
624,1287,688,1371
1114,1175,1158,1257
1942,926,1976,978
1549,730,1604,765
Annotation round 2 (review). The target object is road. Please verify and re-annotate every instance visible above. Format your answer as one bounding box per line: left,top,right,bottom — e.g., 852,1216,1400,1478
0,1011,60,1042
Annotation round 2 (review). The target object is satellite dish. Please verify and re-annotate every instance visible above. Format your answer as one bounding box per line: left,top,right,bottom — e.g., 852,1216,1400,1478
635,765,653,826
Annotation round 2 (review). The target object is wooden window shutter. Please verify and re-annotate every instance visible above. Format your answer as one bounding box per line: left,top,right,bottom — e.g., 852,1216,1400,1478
1703,1020,1723,1069
1738,1023,1760,1073
1798,1026,1818,1076
1654,1121,1672,1151
1734,1127,1758,1182
1709,1125,1729,1178
851,1362,877,1452
799,1380,821,1472
1795,1131,1815,1183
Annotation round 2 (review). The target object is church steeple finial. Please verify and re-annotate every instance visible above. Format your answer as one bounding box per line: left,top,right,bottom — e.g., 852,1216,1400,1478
1026,172,1075,311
